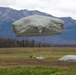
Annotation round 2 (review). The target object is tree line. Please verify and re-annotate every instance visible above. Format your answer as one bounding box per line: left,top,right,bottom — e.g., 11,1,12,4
0,38,76,47
0,38,51,47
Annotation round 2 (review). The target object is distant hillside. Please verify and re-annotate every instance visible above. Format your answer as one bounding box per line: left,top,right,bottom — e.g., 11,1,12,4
0,7,76,44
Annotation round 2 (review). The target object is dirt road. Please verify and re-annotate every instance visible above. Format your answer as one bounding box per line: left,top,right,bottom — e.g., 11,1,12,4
0,59,76,68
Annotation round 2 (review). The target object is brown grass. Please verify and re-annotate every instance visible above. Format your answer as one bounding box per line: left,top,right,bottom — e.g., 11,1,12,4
0,47,76,68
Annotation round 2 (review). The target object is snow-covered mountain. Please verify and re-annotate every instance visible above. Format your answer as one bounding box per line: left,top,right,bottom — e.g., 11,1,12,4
0,7,76,44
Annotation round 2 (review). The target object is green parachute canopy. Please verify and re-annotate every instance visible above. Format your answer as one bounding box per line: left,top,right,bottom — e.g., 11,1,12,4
12,15,64,36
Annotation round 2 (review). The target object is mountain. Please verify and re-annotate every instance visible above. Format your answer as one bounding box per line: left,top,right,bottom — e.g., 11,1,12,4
0,7,76,44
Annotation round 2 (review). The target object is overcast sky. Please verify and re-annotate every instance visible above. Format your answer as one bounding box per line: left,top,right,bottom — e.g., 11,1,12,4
0,0,76,19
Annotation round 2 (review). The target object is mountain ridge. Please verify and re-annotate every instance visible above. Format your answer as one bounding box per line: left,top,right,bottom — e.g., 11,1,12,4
0,7,76,44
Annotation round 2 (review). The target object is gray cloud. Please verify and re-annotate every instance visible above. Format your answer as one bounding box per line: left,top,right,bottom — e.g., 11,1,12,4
0,0,16,6
0,0,76,19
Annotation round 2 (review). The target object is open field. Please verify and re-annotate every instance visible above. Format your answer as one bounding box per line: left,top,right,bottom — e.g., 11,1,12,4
0,47,76,75
0,47,76,61
0,66,76,75
0,47,76,60
0,47,76,67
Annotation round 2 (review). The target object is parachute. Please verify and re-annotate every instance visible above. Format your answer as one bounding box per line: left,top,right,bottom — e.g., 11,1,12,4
58,55,76,62
12,15,64,36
